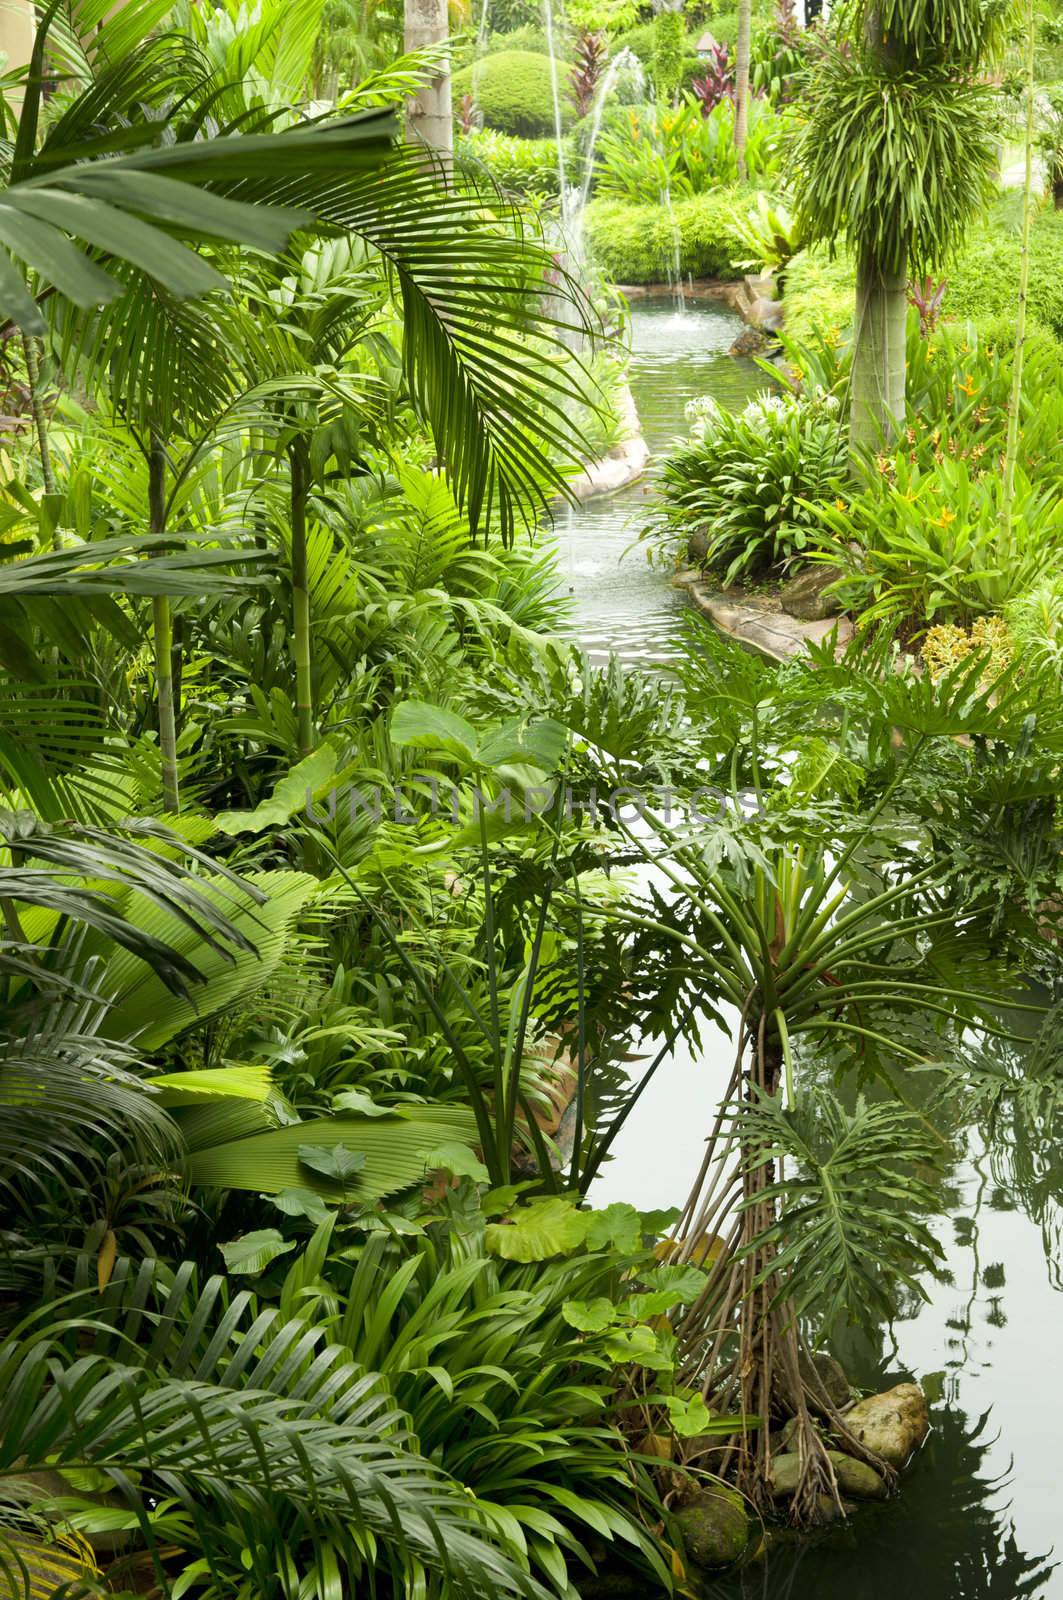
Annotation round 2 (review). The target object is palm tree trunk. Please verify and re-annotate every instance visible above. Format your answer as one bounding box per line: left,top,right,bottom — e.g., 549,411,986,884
289,439,314,758
404,0,452,158
850,246,907,464
734,0,752,181
148,438,180,815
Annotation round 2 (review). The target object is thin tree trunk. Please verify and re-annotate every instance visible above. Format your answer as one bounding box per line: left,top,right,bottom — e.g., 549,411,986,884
21,335,57,509
289,439,314,758
850,246,907,465
734,0,752,181
1002,0,1036,531
148,438,180,815
404,0,452,158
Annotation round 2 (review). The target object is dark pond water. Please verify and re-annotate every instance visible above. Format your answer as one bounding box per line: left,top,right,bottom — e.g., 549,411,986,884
574,297,1062,1598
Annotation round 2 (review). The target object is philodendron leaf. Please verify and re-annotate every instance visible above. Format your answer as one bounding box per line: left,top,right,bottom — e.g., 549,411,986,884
422,1143,490,1184
485,1197,592,1262
562,1297,619,1333
332,1089,392,1117
585,1202,643,1254
220,1229,297,1275
267,1187,334,1224
298,1142,367,1187
216,747,338,835
628,1264,709,1317
390,700,480,766
604,1323,674,1372
476,717,567,773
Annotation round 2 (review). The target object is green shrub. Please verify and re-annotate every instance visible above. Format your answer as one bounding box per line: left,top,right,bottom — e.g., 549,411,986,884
484,24,550,55
582,189,748,281
815,458,1063,629
452,51,573,138
656,391,848,583
613,20,659,64
653,10,686,96
457,129,568,197
782,244,855,343
785,209,1063,348
945,206,1063,338
595,97,786,204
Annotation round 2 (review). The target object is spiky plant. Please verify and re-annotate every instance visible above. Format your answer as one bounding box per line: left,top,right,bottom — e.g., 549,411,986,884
792,0,1010,461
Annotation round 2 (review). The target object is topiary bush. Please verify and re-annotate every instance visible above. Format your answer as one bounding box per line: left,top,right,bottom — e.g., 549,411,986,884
451,51,573,138
581,189,748,282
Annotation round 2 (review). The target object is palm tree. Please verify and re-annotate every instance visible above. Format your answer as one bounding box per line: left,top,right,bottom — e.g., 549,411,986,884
733,0,752,180
404,0,452,154
793,0,1008,460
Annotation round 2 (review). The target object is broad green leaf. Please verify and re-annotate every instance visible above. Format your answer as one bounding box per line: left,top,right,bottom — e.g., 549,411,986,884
188,1106,478,1198
267,1187,334,1225
627,1264,709,1317
422,1143,490,1184
484,1197,592,1262
390,700,480,766
298,1143,367,1187
332,1089,392,1117
561,1297,619,1333
219,1229,297,1275
604,1323,674,1372
215,747,338,835
149,1065,273,1106
585,1202,643,1254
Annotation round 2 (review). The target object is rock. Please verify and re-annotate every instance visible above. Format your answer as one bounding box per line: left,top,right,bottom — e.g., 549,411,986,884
687,528,709,565
776,1349,852,1416
770,1450,886,1502
674,1486,751,1571
749,294,785,332
730,326,771,357
779,565,844,622
842,1383,930,1468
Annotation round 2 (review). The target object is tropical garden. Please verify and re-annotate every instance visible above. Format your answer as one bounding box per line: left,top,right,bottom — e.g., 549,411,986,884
0,0,1061,1595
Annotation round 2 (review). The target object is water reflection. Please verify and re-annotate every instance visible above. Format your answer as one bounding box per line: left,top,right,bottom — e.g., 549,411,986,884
703,1405,1054,1600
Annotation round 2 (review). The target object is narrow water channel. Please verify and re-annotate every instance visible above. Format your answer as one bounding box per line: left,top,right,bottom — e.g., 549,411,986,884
568,297,1061,1598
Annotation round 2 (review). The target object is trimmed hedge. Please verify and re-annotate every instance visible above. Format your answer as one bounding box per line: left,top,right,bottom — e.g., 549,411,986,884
452,51,573,138
581,190,747,283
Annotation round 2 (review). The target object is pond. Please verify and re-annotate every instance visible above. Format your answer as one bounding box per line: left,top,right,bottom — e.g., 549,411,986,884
570,296,1062,1598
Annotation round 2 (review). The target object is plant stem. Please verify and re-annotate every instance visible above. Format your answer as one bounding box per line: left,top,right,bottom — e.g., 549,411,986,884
1001,0,1037,531
21,333,57,506
289,439,314,758
149,437,180,815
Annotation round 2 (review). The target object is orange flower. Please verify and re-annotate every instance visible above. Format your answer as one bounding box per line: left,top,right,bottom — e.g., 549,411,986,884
834,497,848,512
934,506,957,527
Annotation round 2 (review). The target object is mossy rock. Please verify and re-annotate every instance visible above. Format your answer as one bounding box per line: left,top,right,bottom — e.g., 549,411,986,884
770,1449,887,1501
674,1485,751,1572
